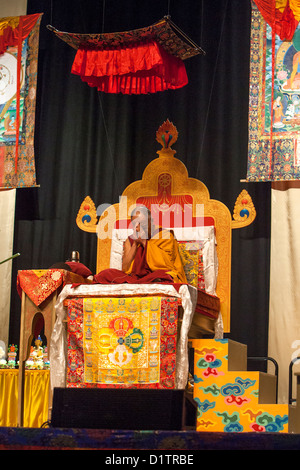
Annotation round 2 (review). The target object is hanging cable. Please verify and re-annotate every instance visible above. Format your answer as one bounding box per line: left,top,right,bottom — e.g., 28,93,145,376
50,0,53,25
197,0,228,173
97,92,122,196
97,0,122,196
163,0,205,55
165,16,206,55
167,0,171,17
102,0,106,33
200,0,203,47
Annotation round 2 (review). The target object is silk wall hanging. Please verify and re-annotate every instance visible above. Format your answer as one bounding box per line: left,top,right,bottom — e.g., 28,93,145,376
47,17,205,95
247,2,300,181
253,0,300,41
0,13,41,188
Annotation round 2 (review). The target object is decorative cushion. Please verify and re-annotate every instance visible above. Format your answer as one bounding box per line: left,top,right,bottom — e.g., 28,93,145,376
177,241,205,290
65,262,93,278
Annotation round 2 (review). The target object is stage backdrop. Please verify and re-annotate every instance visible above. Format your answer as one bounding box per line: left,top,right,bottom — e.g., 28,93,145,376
9,0,271,382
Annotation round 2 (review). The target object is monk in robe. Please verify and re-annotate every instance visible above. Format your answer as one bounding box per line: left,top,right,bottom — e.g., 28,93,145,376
93,205,187,285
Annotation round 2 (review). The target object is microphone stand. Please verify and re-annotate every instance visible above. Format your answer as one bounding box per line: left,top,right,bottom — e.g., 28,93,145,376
0,253,20,265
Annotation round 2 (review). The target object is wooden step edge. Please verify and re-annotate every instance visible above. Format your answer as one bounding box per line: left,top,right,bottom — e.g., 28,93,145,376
228,339,248,372
258,372,277,405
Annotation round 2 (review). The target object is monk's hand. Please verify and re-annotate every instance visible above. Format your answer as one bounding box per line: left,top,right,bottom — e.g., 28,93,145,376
136,237,146,247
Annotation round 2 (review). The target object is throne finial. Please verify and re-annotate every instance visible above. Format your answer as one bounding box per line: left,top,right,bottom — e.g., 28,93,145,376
156,119,178,157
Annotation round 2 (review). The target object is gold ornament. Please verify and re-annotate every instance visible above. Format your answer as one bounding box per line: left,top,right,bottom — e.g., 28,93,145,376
76,196,98,232
232,190,256,229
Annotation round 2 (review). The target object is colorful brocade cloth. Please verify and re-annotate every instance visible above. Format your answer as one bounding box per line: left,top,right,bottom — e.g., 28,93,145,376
17,269,92,306
177,241,205,290
67,297,179,389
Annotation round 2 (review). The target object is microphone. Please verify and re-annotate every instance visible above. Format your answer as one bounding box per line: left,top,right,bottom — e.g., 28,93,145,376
0,253,20,265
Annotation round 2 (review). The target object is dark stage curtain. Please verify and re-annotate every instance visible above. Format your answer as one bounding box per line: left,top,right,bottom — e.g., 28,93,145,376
9,0,271,363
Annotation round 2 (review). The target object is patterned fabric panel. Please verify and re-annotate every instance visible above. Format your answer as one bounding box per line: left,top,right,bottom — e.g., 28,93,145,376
67,297,179,389
17,269,92,306
48,18,202,60
177,241,205,290
193,339,289,433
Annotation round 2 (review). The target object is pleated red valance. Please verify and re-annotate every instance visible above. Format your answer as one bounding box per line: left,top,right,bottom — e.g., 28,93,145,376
48,17,204,95
72,40,188,94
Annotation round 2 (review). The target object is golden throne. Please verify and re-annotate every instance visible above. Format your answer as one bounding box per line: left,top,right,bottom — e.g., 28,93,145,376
76,120,256,336
50,120,255,392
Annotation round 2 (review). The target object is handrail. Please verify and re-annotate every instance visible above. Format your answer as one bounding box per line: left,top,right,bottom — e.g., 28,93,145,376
248,356,279,404
288,357,300,405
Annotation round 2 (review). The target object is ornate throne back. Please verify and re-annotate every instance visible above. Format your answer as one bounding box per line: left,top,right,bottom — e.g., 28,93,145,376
77,121,256,334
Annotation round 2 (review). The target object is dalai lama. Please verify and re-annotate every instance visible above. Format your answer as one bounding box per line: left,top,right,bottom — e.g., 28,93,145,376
93,205,187,285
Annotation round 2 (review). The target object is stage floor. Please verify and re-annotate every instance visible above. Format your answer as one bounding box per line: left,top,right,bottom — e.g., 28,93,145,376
0,427,300,451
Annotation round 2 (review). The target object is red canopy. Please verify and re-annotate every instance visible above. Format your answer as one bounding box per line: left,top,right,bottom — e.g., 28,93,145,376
48,17,204,95
72,39,188,94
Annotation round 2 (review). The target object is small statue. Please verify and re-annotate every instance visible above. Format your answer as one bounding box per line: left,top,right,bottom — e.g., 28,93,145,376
7,344,18,368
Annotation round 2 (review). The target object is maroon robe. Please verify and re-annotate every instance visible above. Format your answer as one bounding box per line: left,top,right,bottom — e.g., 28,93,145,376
93,240,173,284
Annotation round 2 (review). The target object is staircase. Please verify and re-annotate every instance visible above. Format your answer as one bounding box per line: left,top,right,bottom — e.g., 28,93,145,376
191,338,289,433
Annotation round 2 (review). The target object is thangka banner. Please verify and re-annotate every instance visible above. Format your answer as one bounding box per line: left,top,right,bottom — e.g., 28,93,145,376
247,4,300,181
0,14,42,188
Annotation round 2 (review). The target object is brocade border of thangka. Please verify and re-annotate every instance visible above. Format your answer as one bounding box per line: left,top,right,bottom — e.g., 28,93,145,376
0,15,41,188
247,3,300,181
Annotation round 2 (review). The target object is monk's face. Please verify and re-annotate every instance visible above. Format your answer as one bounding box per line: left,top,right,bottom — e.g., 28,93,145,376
131,211,151,239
